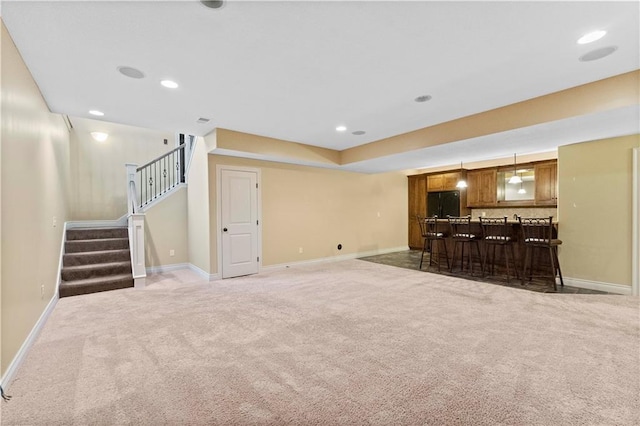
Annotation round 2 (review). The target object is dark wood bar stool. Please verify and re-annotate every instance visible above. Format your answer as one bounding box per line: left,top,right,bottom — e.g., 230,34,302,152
417,215,450,271
518,216,564,290
479,216,519,284
448,216,482,276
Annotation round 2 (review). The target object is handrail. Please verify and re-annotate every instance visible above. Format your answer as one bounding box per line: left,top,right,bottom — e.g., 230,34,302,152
136,144,185,171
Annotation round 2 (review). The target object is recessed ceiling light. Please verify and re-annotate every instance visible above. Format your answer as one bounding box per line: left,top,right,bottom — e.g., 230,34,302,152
117,66,145,79
201,0,225,9
579,46,618,62
414,95,432,103
577,30,607,45
352,130,366,135
336,125,347,132
90,132,108,142
89,110,104,116
161,80,179,89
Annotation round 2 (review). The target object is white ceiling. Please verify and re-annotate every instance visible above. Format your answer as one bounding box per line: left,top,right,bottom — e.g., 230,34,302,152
2,0,639,172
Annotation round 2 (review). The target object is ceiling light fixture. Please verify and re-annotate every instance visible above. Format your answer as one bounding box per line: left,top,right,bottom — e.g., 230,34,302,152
577,30,606,44
89,110,104,116
336,125,347,132
161,80,179,89
414,95,432,103
508,154,523,184
579,46,618,62
117,66,145,79
90,132,108,142
201,0,225,9
456,162,467,189
352,130,366,135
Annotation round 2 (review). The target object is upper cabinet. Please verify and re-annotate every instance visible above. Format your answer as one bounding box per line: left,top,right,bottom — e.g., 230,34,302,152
466,169,497,207
427,172,461,192
534,161,558,205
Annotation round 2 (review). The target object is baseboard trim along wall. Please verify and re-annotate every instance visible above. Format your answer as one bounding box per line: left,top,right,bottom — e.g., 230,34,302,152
563,277,632,295
0,293,59,392
260,246,410,273
145,263,219,281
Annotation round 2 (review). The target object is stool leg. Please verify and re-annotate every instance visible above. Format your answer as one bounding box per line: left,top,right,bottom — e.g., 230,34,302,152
548,246,557,291
504,244,511,284
554,246,564,286
481,242,488,277
510,243,519,280
428,239,435,268
441,239,450,270
420,237,428,269
521,246,530,285
450,241,458,273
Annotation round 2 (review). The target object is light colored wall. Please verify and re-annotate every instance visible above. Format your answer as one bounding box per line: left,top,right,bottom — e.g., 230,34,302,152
1,22,71,375
208,155,407,272
144,186,188,268
187,137,211,274
558,134,640,286
69,117,173,220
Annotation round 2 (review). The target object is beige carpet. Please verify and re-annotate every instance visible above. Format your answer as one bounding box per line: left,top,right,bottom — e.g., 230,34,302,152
1,260,639,425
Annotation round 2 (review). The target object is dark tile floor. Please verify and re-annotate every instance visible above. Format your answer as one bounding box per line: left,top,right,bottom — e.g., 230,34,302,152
359,250,609,294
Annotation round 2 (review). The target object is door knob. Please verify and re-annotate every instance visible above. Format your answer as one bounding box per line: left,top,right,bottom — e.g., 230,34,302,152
223,228,228,232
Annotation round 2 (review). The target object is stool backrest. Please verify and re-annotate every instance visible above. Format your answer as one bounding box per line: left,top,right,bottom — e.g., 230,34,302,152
447,216,476,239
518,216,554,245
417,215,443,238
479,216,511,241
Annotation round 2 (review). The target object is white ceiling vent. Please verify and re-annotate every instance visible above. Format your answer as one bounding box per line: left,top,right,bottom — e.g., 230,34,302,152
579,46,618,62
196,117,210,124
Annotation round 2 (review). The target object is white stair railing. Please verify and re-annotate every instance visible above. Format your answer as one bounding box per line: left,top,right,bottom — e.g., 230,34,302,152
126,163,146,288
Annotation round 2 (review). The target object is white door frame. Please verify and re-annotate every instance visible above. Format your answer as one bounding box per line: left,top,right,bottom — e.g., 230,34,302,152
216,165,262,278
632,147,639,296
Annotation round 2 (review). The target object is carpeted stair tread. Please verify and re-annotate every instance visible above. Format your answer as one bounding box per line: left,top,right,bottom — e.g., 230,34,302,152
66,227,128,241
65,238,129,253
63,249,130,266
59,274,134,298
61,261,132,281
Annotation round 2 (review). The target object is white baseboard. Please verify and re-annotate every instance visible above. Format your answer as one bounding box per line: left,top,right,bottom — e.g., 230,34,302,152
189,263,220,281
563,277,632,295
145,263,219,281
260,246,409,272
0,293,58,392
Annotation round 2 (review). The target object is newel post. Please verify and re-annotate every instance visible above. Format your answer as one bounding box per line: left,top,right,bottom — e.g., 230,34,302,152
125,163,146,288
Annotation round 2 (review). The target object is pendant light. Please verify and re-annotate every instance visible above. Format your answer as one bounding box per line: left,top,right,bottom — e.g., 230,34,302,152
456,161,467,188
508,153,522,184
517,174,526,194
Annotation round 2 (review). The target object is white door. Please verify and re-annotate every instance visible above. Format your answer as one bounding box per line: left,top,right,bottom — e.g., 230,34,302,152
221,169,259,278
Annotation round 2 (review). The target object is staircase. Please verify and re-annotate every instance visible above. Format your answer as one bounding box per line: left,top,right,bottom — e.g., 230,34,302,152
60,227,134,297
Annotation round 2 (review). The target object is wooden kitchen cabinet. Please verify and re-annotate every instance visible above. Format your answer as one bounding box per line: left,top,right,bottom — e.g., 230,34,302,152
466,169,497,207
535,161,558,205
428,172,462,192
408,174,427,249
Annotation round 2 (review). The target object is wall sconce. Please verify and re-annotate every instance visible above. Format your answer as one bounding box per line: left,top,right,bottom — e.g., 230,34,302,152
91,132,108,142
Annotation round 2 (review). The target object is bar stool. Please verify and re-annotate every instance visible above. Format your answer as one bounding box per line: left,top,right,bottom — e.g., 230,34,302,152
417,215,450,271
518,216,564,290
447,216,482,276
479,216,519,284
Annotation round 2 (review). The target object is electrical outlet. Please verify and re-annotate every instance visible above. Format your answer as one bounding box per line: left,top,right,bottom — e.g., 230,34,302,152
169,249,175,257
40,284,44,298
52,216,57,227
298,247,303,254
377,212,381,218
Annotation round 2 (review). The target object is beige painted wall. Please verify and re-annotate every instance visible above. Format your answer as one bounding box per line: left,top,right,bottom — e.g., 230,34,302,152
558,134,640,286
1,22,71,375
187,137,211,274
69,117,174,220
144,186,188,268
208,155,407,273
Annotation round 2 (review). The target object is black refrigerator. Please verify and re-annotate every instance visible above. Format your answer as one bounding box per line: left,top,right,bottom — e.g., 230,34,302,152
427,190,460,218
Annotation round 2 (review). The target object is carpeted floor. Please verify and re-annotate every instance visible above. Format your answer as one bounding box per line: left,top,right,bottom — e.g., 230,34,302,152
1,260,638,425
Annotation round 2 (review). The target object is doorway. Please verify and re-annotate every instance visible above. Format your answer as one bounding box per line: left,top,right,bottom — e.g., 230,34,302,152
217,166,261,278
